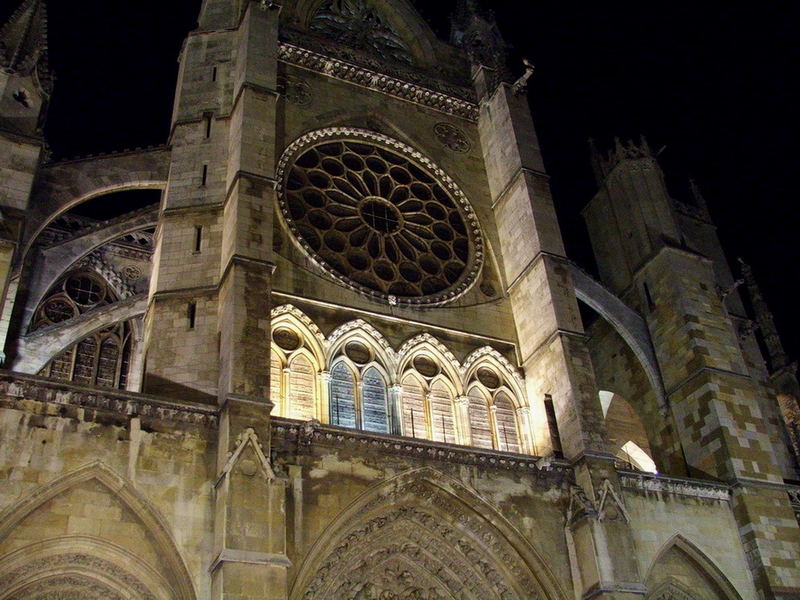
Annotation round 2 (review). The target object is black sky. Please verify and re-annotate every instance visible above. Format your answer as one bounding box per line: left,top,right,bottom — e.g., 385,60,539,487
4,1,798,358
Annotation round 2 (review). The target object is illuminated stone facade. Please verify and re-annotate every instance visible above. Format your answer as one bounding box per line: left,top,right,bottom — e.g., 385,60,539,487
0,0,799,599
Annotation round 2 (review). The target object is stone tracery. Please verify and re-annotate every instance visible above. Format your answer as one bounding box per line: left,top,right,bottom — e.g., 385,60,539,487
277,129,484,306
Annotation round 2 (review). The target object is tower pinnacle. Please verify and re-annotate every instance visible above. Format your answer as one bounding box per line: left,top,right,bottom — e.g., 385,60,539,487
738,258,789,372
0,0,49,80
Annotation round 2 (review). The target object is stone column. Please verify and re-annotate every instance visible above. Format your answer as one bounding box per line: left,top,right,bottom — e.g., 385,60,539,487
211,3,289,599
477,78,642,597
389,384,403,435
318,370,331,424
515,405,533,454
455,395,472,446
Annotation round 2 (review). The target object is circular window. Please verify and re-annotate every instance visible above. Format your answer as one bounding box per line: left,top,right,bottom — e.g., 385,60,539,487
476,367,501,389
273,328,301,351
278,129,483,305
345,341,371,364
42,297,76,324
412,355,440,378
65,274,105,306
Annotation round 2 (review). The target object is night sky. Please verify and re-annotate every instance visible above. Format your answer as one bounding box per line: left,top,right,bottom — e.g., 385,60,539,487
3,1,798,359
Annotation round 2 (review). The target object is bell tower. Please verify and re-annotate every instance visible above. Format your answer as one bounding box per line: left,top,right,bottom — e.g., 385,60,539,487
0,0,51,364
584,138,800,597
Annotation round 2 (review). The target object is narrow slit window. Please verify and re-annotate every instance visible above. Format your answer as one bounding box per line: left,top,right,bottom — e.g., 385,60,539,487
212,66,218,82
544,394,563,458
188,302,197,329
643,282,655,311
203,113,212,138
201,164,208,186
194,226,203,253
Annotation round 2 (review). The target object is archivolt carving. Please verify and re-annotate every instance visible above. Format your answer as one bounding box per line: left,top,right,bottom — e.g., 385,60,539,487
326,318,396,369
0,551,155,600
0,462,196,600
292,469,564,600
397,333,460,375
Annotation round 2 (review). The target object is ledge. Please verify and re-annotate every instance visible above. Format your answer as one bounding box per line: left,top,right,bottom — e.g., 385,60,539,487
618,470,731,501
0,370,218,428
271,417,571,479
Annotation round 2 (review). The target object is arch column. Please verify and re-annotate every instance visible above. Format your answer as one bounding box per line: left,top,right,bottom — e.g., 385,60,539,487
389,383,403,435
455,395,472,446
318,370,330,424
516,405,533,455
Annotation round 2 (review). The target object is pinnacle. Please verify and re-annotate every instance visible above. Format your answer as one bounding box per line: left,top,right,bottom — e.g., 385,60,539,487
0,0,49,77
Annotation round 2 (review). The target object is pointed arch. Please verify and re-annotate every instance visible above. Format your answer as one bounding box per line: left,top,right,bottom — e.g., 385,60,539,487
289,468,566,600
397,332,462,393
645,534,744,600
0,461,196,600
462,345,526,401
0,536,175,600
271,304,326,367
429,376,457,444
400,370,427,439
329,358,358,428
326,318,396,375
467,384,493,449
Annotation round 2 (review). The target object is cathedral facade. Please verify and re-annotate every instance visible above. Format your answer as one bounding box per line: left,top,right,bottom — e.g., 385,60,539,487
0,1,799,599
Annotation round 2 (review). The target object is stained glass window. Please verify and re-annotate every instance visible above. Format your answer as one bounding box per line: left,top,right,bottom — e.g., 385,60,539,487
330,362,357,428
467,387,493,449
494,392,520,453
361,367,389,433
401,375,427,440
430,380,455,444
270,353,283,416
289,354,316,420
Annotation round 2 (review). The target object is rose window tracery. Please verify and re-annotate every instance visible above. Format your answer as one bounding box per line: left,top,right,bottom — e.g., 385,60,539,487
278,130,483,305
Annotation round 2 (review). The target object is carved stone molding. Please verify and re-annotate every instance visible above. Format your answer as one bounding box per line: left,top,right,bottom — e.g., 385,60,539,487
0,553,156,600
272,417,568,479
619,472,730,501
278,43,479,122
295,472,551,600
0,371,218,427
434,122,471,153
271,304,327,347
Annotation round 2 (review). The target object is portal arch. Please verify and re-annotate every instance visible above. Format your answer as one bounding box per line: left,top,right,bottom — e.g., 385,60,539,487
290,468,566,600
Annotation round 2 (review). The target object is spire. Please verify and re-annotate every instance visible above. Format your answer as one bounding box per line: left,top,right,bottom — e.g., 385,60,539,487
0,0,50,80
738,258,788,372
449,0,511,87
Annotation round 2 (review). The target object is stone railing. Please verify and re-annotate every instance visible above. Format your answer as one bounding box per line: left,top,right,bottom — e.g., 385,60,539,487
618,469,731,501
271,417,570,482
0,370,217,427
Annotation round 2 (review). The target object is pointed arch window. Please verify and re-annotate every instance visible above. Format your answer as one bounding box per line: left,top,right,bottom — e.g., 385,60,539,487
430,380,456,444
270,351,283,416
467,386,493,449
330,361,357,428
401,373,427,440
38,319,135,390
494,391,520,453
289,354,316,420
361,367,389,433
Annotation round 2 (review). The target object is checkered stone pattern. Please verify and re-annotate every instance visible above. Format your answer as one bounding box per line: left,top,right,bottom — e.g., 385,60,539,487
732,486,800,595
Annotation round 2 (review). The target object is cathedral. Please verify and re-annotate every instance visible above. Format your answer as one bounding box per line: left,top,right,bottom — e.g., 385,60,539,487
1,0,799,598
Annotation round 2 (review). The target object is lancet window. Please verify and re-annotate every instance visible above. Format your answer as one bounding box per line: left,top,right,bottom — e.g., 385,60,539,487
38,320,133,390
328,339,390,434
399,354,458,444
270,319,324,421
464,366,523,453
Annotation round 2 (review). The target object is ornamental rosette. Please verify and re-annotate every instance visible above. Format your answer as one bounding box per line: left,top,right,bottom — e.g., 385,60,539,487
277,129,483,305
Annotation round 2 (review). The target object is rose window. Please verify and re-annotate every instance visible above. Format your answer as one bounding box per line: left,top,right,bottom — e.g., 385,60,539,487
278,130,483,305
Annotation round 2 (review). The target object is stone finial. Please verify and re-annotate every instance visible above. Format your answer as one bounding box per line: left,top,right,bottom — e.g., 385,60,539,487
449,0,511,88
0,0,50,84
738,257,788,372
589,135,658,184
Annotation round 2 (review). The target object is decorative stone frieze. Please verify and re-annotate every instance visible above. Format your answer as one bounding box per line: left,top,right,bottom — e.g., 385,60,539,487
0,371,217,427
277,43,479,121
619,471,731,501
271,417,569,479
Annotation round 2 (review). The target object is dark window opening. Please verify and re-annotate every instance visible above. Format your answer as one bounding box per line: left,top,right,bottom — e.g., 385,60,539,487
188,302,197,329
194,226,203,253
544,394,563,458
201,164,208,186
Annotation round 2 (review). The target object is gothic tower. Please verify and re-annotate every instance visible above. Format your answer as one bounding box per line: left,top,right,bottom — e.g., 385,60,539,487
0,1,797,599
